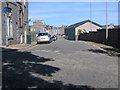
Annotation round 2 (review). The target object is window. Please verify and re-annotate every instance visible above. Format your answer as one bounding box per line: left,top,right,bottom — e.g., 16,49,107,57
19,10,23,27
38,33,48,36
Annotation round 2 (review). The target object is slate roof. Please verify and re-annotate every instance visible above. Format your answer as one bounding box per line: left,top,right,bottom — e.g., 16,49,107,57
66,20,103,29
114,25,120,29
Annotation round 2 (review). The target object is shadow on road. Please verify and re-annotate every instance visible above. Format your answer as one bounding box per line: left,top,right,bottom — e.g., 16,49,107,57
101,47,120,57
2,48,94,89
36,41,52,44
88,49,120,57
88,49,107,54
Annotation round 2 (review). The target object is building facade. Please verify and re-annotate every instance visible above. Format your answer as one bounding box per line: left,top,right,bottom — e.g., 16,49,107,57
65,20,102,40
30,20,44,32
30,20,62,36
60,25,67,35
0,0,29,46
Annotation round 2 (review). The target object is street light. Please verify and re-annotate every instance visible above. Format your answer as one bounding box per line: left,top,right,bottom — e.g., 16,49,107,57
106,0,108,40
90,0,92,31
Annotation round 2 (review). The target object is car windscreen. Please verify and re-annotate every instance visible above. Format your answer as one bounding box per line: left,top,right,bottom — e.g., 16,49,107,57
38,33,48,36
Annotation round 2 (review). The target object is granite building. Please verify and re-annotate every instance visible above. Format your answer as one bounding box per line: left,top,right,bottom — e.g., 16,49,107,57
0,0,29,46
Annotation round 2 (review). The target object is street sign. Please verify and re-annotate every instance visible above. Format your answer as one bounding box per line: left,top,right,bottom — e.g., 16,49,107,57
3,7,12,13
3,7,8,13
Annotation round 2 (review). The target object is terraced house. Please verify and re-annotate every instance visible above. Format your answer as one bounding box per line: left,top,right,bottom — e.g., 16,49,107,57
0,0,29,46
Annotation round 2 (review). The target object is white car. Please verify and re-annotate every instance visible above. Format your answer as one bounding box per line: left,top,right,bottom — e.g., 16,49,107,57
62,34,66,38
36,33,52,43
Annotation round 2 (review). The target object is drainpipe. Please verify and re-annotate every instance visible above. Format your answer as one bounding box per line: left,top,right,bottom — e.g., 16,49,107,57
5,3,9,47
24,24,27,44
0,1,2,46
5,14,9,47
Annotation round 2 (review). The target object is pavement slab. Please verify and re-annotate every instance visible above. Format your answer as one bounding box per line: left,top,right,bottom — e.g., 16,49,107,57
0,42,37,52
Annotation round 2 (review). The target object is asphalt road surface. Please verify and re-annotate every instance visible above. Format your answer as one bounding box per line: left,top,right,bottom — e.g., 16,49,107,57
2,36,118,89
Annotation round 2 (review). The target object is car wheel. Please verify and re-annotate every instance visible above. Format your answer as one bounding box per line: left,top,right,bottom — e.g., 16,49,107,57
37,42,39,44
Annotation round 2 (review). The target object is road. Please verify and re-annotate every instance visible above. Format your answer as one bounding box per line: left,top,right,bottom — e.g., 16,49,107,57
2,36,118,89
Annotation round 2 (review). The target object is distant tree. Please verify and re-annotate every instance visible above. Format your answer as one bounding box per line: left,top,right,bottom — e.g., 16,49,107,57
77,29,83,35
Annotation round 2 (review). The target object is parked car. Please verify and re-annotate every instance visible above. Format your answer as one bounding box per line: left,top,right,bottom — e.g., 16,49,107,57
36,33,52,43
51,35,58,41
62,34,66,38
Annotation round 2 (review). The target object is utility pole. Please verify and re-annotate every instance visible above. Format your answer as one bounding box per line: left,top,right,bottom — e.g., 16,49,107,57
44,21,46,32
90,0,92,31
106,0,108,40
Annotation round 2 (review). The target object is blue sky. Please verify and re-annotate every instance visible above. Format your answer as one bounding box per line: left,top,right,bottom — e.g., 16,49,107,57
29,2,118,26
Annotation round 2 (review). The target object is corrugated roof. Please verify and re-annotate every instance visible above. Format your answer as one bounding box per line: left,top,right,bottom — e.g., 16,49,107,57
66,20,103,29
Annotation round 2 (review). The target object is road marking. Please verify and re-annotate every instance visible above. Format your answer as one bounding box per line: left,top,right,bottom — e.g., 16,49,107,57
83,41,109,53
54,51,60,53
40,50,50,52
92,44,108,53
19,44,39,51
1,44,39,52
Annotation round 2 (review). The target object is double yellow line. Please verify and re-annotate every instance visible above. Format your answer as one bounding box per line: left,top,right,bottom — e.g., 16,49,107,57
83,41,108,53
92,44,108,53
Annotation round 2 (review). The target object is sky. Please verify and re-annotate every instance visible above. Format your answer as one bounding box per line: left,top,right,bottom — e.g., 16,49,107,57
29,2,118,27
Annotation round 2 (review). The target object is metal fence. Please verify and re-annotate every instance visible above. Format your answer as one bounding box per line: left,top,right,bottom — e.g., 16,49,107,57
78,29,120,50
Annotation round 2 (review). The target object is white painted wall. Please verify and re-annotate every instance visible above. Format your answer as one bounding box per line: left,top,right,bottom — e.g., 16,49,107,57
75,22,102,35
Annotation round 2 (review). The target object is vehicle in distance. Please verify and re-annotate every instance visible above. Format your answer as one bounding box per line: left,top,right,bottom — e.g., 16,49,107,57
51,35,58,41
36,33,52,43
62,34,66,38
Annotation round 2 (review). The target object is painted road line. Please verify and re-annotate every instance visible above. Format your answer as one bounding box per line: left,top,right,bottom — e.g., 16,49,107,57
18,44,39,51
92,44,108,53
1,44,39,52
83,41,109,53
0,48,18,52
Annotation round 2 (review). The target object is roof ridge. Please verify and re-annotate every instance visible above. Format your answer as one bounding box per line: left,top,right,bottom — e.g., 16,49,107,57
67,20,102,29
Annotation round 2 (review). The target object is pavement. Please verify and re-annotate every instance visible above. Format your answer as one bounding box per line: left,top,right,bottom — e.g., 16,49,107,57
0,42,37,52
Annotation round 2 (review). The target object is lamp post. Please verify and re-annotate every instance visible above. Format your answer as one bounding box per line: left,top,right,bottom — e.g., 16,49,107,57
44,21,46,32
106,0,108,41
90,0,92,31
